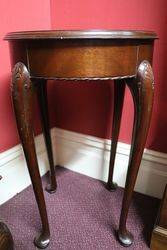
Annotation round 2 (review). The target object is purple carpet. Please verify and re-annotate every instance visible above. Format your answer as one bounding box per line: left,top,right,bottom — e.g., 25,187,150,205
0,167,159,250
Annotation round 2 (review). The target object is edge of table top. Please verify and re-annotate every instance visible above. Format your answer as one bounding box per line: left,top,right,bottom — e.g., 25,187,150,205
4,30,158,40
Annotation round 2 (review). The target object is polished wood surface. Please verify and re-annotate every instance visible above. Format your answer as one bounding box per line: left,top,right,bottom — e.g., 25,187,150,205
0,222,14,250
159,185,167,228
36,79,57,193
4,30,157,40
8,39,154,79
118,61,154,246
151,229,167,250
11,63,50,249
151,185,167,250
28,40,139,78
106,79,125,192
6,30,157,248
0,170,13,249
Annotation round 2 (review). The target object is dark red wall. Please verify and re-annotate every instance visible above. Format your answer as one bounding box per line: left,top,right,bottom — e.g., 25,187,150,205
1,1,167,154
51,0,167,153
0,0,51,152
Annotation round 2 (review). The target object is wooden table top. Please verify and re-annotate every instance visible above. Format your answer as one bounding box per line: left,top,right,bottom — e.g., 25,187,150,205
5,30,157,79
4,30,157,40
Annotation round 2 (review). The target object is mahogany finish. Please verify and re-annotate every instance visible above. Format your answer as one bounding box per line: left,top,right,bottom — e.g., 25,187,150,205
151,185,167,250
0,153,13,249
11,63,50,249
28,40,138,79
5,30,157,40
0,222,14,250
106,79,125,192
119,61,154,246
159,185,167,229
5,30,157,248
36,79,57,193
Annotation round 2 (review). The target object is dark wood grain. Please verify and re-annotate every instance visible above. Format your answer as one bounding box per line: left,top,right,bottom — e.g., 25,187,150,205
151,185,167,250
159,185,167,228
118,61,154,246
11,62,50,249
8,39,154,80
28,40,138,78
0,222,14,250
106,80,125,191
36,79,57,194
4,30,157,40
151,228,167,250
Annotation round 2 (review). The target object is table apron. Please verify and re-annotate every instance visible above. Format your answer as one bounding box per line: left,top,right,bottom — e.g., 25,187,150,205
9,41,154,80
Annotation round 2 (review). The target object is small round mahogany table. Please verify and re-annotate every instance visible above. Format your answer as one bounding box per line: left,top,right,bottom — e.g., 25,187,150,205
5,30,157,248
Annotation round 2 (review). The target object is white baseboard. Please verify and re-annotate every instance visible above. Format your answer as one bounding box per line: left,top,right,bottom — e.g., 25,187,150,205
0,127,167,205
0,134,50,205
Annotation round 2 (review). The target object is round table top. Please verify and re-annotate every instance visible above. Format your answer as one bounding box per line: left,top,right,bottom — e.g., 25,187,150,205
4,30,157,40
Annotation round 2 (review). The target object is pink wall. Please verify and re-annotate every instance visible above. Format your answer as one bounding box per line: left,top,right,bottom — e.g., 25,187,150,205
50,0,167,153
0,0,51,152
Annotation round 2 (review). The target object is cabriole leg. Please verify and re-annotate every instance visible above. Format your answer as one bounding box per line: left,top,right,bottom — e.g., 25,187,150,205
118,61,154,246
106,80,125,191
36,80,57,194
11,62,50,249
